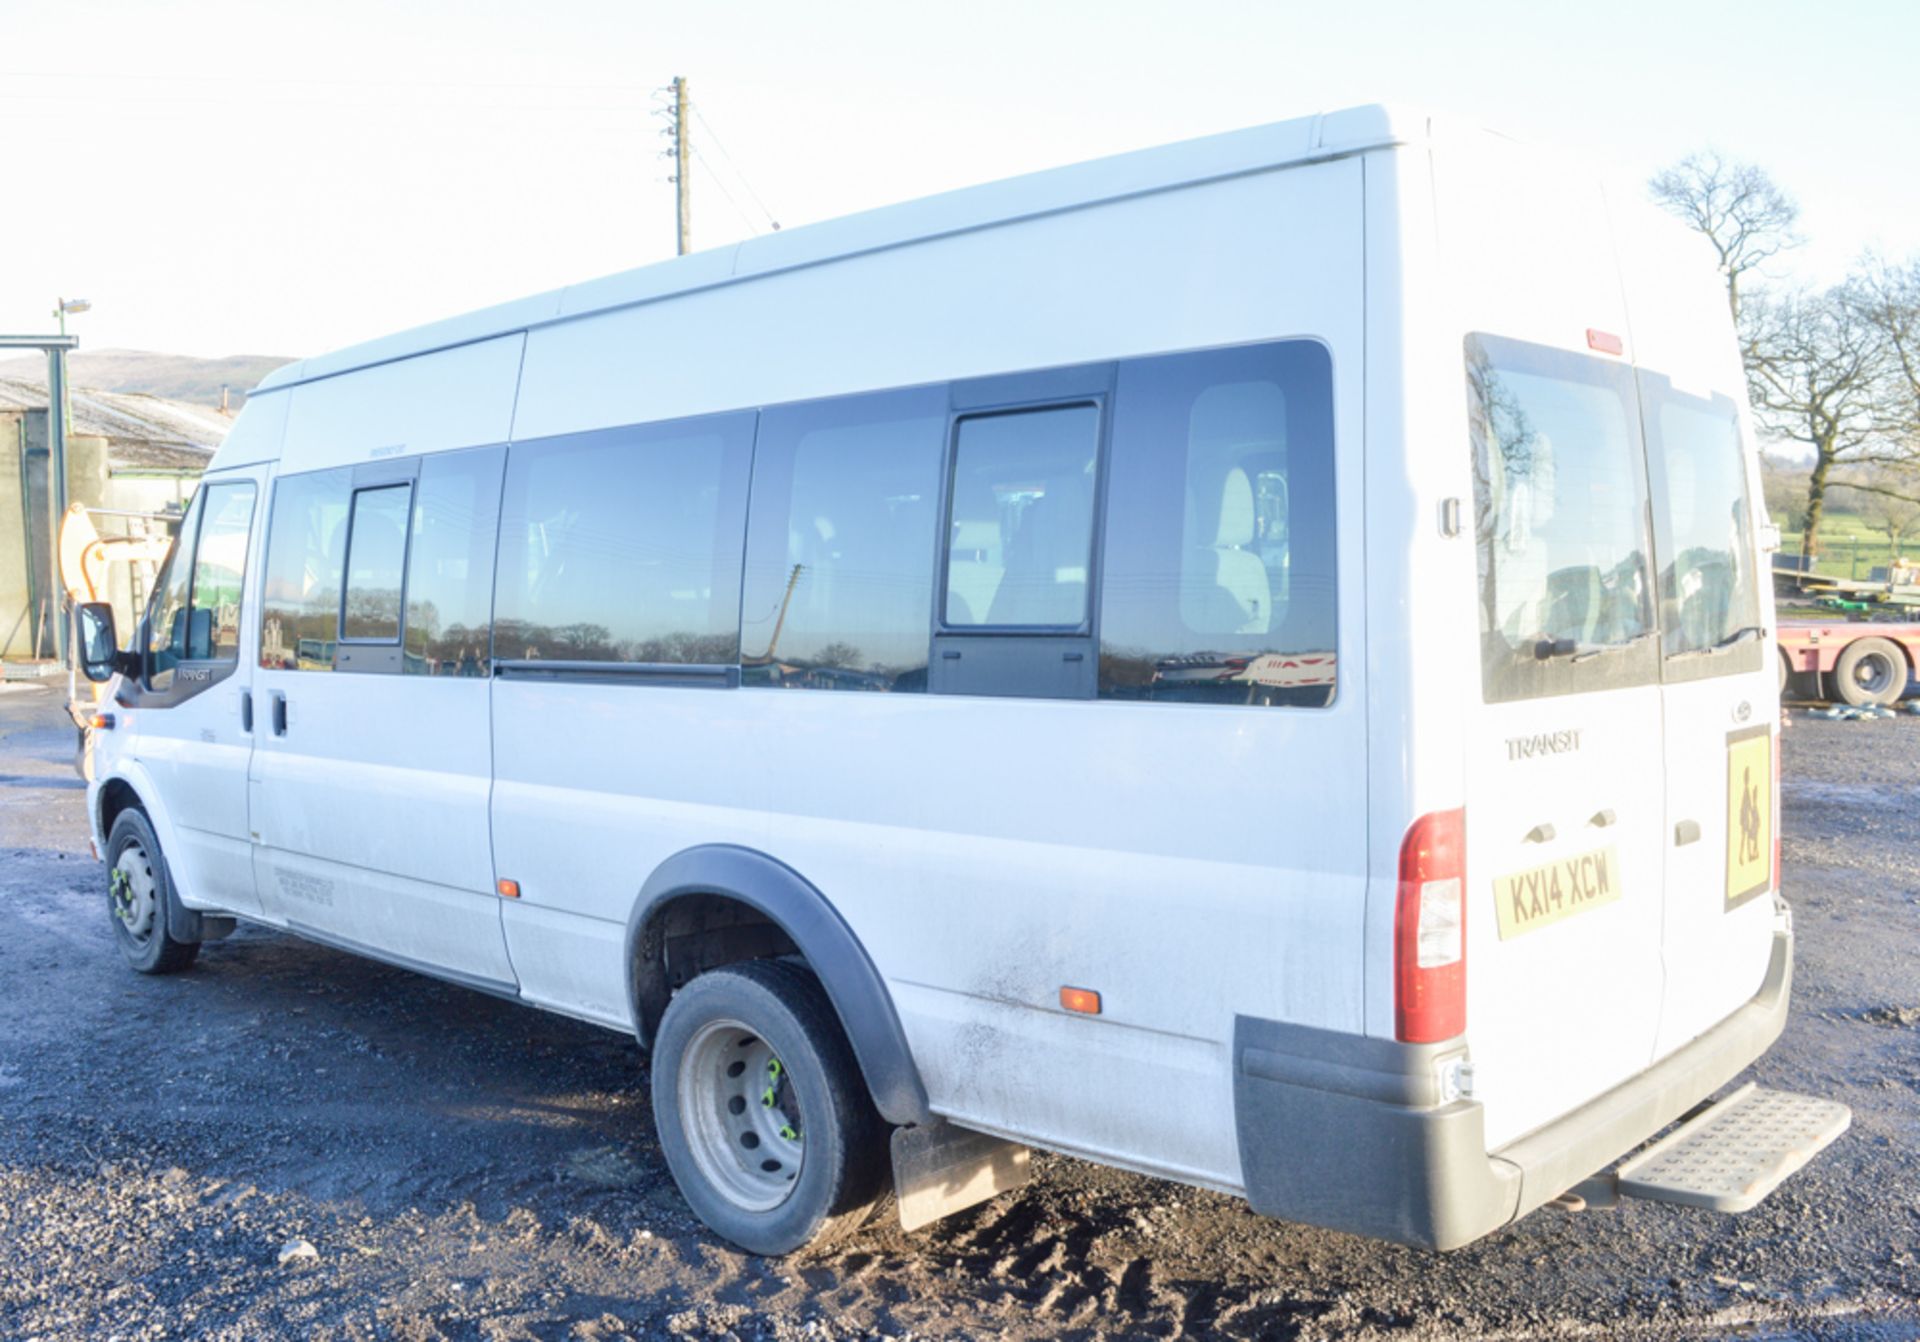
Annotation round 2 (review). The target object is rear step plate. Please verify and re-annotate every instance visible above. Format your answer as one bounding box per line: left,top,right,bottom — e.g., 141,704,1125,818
1616,1082,1850,1212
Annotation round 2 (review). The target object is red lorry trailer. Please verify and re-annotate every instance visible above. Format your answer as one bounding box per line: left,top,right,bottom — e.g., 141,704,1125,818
1777,618,1920,706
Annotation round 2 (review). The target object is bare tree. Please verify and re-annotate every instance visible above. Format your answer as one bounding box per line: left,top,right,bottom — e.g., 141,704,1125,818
1744,285,1887,562
1852,256,1920,454
1649,152,1802,322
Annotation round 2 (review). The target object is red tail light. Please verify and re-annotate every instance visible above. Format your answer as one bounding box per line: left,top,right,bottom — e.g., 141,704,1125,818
1396,808,1466,1043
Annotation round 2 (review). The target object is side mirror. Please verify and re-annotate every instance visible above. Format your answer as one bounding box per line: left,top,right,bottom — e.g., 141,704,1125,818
75,602,122,684
1757,522,1783,553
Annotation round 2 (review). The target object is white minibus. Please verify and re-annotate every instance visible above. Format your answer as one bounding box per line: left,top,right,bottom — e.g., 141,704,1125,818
75,105,1848,1254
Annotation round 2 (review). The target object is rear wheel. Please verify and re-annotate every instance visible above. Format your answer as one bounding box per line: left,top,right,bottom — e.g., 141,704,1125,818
1831,637,1906,708
652,960,889,1254
106,808,199,974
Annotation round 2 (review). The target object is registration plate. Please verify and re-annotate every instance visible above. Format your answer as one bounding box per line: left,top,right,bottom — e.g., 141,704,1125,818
1494,845,1622,940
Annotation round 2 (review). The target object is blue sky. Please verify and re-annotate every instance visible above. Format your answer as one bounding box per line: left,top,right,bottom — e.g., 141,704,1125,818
4,0,1916,358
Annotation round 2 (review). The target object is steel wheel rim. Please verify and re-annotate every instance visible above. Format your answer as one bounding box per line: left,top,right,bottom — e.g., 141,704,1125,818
112,843,158,943
677,1018,804,1212
1855,653,1896,695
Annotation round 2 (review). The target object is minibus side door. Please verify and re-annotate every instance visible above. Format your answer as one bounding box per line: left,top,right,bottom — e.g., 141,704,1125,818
248,449,515,989
127,463,272,917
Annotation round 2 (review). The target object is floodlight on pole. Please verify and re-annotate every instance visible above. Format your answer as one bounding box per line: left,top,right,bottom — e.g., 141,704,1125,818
53,298,90,337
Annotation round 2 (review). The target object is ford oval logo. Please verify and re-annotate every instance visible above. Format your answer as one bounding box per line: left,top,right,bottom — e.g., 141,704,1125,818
1733,700,1752,723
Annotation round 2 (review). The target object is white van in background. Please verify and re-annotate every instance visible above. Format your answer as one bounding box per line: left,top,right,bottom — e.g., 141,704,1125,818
74,105,1848,1255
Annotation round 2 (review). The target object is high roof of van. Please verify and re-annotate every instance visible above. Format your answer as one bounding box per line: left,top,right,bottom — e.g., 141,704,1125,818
254,103,1447,397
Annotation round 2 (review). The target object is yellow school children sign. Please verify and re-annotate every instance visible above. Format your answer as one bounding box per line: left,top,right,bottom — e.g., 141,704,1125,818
1725,726,1772,909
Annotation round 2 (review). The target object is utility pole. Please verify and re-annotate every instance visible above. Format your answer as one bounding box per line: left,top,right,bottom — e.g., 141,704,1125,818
671,76,691,255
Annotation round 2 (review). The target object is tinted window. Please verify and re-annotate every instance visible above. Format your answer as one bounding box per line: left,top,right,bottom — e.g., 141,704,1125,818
260,468,352,672
404,447,505,676
1099,342,1338,707
944,405,1099,628
741,389,944,690
1466,334,1655,703
146,489,204,690
186,482,258,661
1643,384,1763,665
342,484,412,641
494,413,754,664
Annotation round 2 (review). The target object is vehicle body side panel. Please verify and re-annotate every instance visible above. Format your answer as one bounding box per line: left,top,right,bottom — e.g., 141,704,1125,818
498,158,1370,1192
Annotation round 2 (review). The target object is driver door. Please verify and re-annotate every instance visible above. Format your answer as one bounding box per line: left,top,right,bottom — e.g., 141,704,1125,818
128,464,273,917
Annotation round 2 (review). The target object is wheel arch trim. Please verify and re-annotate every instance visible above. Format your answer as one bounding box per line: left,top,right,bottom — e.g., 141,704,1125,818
627,844,932,1127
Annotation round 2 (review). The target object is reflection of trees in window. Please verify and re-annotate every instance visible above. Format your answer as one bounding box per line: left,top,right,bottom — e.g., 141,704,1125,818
343,587,403,640
494,619,735,665
1467,342,1540,645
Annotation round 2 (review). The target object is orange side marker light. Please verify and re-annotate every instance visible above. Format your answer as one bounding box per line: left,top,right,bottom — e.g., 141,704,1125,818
1059,986,1102,1016
88,713,115,730
497,878,521,899
1586,328,1624,356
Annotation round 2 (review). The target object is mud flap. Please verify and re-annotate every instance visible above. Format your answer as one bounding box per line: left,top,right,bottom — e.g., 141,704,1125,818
891,1120,1031,1232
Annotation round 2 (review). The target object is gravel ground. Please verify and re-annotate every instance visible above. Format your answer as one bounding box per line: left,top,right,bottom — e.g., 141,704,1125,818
0,683,1915,1340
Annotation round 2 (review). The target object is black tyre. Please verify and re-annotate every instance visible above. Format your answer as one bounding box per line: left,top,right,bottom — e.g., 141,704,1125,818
1778,649,1791,700
106,808,200,975
652,959,889,1254
1832,636,1906,708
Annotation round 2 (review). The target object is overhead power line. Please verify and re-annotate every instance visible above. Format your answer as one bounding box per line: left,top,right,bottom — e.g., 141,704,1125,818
691,104,781,233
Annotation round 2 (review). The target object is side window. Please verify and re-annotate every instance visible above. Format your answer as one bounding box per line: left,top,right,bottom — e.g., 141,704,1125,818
341,484,413,642
404,447,505,676
494,413,754,665
146,489,205,690
186,483,258,662
259,468,353,672
741,389,945,690
943,405,1100,629
1099,341,1338,707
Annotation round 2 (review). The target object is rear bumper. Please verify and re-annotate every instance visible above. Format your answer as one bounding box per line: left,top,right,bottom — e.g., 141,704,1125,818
1232,923,1793,1249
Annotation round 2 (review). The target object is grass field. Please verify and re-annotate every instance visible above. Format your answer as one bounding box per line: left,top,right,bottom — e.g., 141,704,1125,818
1776,508,1916,579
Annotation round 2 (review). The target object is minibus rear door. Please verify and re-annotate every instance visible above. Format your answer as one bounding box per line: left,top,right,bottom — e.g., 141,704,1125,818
1460,334,1670,1149
1638,373,1780,1059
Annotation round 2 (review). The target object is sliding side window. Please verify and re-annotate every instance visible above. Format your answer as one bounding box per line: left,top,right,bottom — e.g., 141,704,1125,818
930,365,1109,700
339,482,413,661
494,413,754,674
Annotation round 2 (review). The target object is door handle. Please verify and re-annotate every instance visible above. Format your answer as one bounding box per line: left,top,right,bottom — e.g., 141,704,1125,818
1675,819,1701,846
240,690,253,733
271,691,288,737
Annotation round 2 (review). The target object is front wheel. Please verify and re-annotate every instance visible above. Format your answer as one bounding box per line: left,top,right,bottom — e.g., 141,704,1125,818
106,808,200,975
651,960,889,1254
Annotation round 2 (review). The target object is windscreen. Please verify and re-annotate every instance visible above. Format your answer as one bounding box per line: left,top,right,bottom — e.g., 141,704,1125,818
1466,334,1656,703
